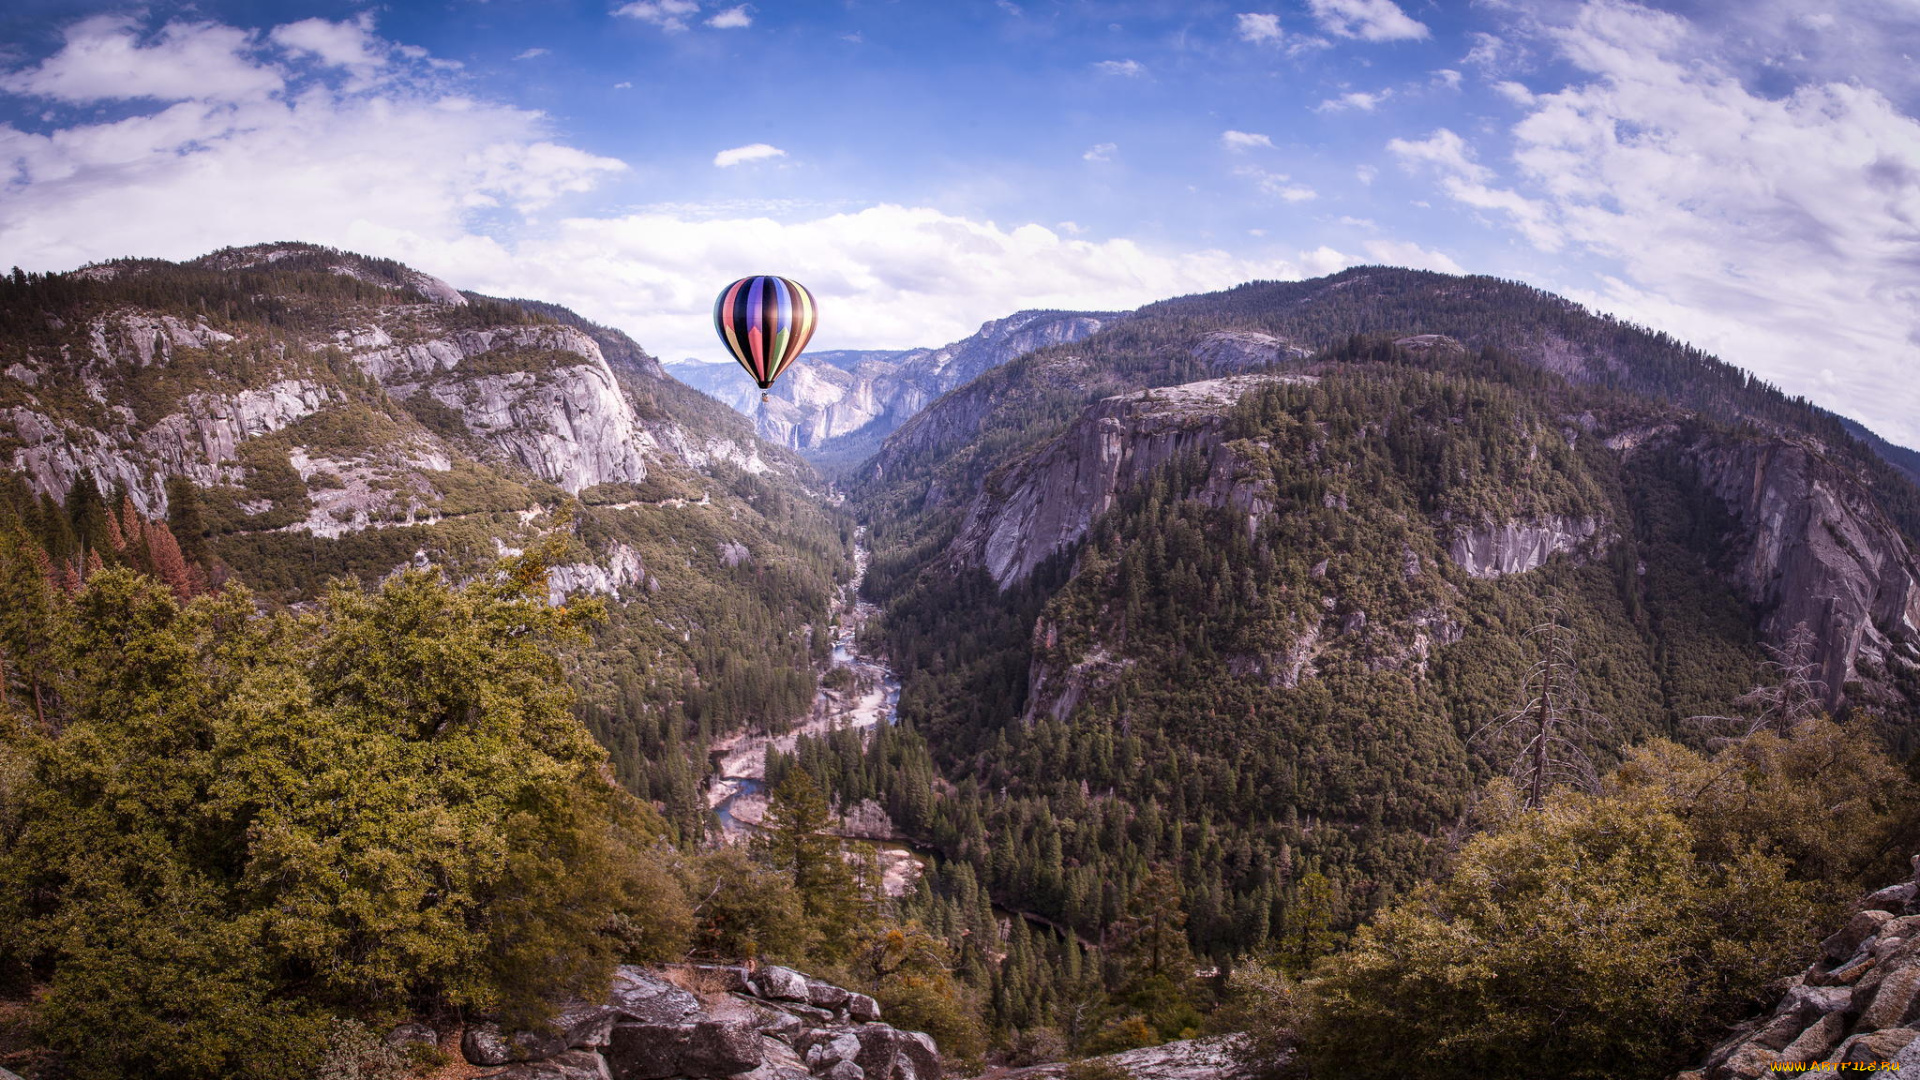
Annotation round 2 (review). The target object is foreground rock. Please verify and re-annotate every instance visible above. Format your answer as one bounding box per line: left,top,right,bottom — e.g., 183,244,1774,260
1678,857,1920,1078
468,965,941,1080
980,1036,1254,1080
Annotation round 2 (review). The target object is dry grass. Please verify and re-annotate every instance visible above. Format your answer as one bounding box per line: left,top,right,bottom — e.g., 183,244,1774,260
660,963,744,1006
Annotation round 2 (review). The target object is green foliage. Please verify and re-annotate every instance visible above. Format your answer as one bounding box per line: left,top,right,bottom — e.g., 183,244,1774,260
1293,778,1825,1080
0,553,688,1079
1264,713,1920,1080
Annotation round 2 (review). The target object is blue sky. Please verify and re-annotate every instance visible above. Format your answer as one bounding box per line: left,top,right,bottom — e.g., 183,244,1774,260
3,0,1918,445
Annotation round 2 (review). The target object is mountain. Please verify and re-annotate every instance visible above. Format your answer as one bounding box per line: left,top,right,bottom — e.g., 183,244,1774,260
828,264,1920,1013
0,242,849,835
666,310,1115,464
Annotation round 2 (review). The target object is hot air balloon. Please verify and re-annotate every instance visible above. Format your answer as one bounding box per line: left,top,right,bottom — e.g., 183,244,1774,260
713,275,817,401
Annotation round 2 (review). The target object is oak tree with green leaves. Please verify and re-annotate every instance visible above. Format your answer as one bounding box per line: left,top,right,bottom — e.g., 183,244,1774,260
0,551,689,1080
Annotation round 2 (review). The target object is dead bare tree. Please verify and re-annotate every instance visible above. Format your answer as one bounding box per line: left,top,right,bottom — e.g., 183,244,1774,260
1685,620,1827,742
1472,609,1610,810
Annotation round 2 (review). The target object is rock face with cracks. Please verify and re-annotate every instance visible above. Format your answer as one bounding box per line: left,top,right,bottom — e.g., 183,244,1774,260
457,965,942,1080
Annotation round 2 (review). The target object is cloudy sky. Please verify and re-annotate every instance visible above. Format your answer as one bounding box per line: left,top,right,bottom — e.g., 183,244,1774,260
2,1,1917,445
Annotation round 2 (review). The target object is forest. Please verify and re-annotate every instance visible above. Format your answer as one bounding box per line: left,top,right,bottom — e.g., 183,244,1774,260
5,254,1920,1079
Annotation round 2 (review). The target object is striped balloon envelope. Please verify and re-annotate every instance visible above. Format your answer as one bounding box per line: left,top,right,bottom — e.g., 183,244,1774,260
712,276,818,396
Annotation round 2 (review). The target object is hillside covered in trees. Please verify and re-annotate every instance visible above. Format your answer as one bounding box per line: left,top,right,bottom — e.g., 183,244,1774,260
6,252,1920,1079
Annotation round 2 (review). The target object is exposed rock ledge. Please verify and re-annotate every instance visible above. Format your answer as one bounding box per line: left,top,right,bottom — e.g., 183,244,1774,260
436,964,936,1080
980,1035,1255,1080
949,374,1312,588
1677,857,1920,1078
1446,516,1608,579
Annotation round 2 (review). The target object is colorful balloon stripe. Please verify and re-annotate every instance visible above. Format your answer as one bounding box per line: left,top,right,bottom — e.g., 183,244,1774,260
713,275,817,390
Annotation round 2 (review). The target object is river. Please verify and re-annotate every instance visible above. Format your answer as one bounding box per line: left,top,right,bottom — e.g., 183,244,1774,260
704,529,916,890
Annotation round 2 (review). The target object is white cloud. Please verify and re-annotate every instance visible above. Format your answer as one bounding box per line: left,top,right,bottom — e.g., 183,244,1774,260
515,48,551,60
1363,238,1464,273
496,205,1348,360
0,11,1371,381
1083,142,1118,162
1492,80,1534,105
1316,90,1387,112
1408,0,1920,446
1234,166,1317,202
1236,13,1283,43
613,0,701,32
2,15,284,103
1306,0,1429,42
614,81,634,89
0,16,624,274
1221,130,1275,151
1462,31,1521,73
1095,59,1146,77
707,6,753,29
1387,128,1490,183
1388,128,1561,249
1433,68,1463,89
713,143,785,167
1356,164,1378,185
270,14,390,83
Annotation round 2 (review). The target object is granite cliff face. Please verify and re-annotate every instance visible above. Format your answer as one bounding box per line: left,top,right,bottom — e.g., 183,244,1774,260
669,310,1112,454
948,375,1305,588
0,243,789,589
1446,515,1609,578
1688,436,1920,709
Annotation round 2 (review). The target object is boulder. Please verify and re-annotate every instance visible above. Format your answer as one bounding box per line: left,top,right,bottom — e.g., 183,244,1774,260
385,1022,439,1050
899,1030,940,1080
1841,1027,1919,1063
553,1004,619,1051
466,1021,515,1066
826,1063,865,1080
821,1032,864,1065
807,980,852,1012
1779,1012,1846,1063
489,1050,615,1080
1860,964,1920,1030
682,1020,764,1077
606,1021,762,1080
846,994,882,1022
848,1023,933,1080
1823,909,1894,962
607,1023,688,1080
1863,882,1919,914
754,966,814,1003
612,966,703,1025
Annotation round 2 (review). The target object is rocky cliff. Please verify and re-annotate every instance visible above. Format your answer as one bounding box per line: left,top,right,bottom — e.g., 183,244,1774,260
947,375,1305,588
1688,436,1920,710
0,243,788,587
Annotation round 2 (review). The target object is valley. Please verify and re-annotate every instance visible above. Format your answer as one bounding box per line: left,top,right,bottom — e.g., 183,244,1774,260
4,248,1920,1080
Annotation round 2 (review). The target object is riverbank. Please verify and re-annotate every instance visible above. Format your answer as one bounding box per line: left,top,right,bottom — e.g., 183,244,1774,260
705,530,919,894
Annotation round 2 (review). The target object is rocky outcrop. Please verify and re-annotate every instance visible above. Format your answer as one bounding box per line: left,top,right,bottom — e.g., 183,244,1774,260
1445,516,1609,578
548,542,652,605
1679,858,1920,1078
1689,437,1920,708
948,375,1310,588
463,965,938,1080
982,1036,1254,1080
1190,330,1309,372
6,379,336,516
